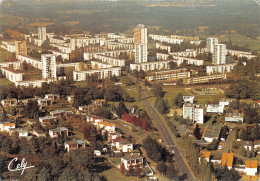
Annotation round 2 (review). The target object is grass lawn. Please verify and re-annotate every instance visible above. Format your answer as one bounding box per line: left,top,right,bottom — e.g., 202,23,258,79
100,167,141,181
72,81,89,87
219,34,260,51
0,48,13,62
0,78,14,88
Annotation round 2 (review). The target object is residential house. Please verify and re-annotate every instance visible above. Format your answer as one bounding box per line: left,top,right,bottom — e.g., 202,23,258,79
1,99,17,107
245,160,257,176
243,141,254,151
9,128,29,137
0,122,15,132
39,116,57,126
253,140,260,152
121,155,144,170
86,115,104,125
64,140,85,152
50,110,68,118
202,125,221,143
221,152,234,170
37,98,52,106
45,94,60,100
115,141,134,152
33,129,46,137
108,132,122,142
27,119,37,125
199,151,211,162
67,95,74,103
49,127,69,138
97,122,116,133
92,99,107,107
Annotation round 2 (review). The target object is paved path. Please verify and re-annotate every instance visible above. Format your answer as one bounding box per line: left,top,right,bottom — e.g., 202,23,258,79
223,130,235,153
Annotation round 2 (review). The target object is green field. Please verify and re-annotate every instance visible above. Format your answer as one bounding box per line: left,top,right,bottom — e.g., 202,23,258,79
0,48,13,62
0,78,14,88
219,34,260,51
100,167,140,181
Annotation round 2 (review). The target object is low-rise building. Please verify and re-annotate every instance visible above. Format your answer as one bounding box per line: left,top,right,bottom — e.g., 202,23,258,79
225,113,244,123
39,116,57,126
45,94,60,100
221,152,234,170
50,110,68,118
92,99,107,107
1,67,23,82
97,122,116,133
207,104,224,114
0,122,15,132
202,125,221,143
219,98,235,106
199,151,211,162
64,140,85,152
245,160,257,176
1,99,17,107
86,115,104,125
33,129,46,137
49,127,69,138
115,141,134,152
121,155,144,170
183,96,195,104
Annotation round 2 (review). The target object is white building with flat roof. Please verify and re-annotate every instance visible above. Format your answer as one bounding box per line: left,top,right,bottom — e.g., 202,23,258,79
183,103,204,124
42,54,56,79
206,37,218,53
73,67,121,81
37,26,46,41
213,44,226,65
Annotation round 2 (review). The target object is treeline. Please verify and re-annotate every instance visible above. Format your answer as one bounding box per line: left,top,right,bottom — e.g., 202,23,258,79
225,80,260,101
0,80,134,109
142,136,177,179
0,133,106,181
122,112,151,131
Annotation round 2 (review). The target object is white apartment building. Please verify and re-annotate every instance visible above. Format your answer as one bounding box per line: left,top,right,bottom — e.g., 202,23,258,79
206,37,218,53
0,61,21,69
73,67,121,81
227,49,257,60
117,38,134,44
206,63,236,75
107,33,125,40
49,37,66,44
42,54,57,79
156,53,204,66
93,54,126,67
171,49,197,57
51,50,70,60
149,34,183,44
130,60,170,72
213,44,226,65
1,67,23,82
51,44,71,54
156,43,171,53
145,68,191,82
7,43,15,52
15,79,55,88
70,37,105,50
91,60,113,69
183,103,204,124
135,43,148,63
84,49,134,61
37,26,47,41
18,55,42,70
184,74,227,85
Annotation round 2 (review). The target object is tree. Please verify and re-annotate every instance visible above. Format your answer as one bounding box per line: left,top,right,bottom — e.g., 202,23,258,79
83,125,91,140
193,124,201,140
214,166,241,181
169,61,177,70
21,61,28,71
166,163,178,179
152,83,164,97
207,139,219,150
156,161,167,174
116,101,128,118
173,111,178,121
174,93,184,108
128,163,134,176
120,162,125,175
135,163,141,177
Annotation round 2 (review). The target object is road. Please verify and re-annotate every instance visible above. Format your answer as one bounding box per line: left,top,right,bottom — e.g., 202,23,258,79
128,75,195,180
